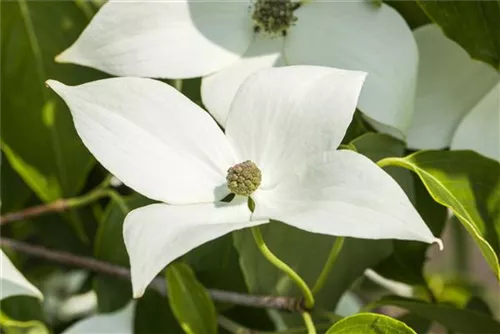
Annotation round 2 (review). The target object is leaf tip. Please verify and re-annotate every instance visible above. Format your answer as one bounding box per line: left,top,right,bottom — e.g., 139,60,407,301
54,49,70,63
434,238,444,251
45,80,68,95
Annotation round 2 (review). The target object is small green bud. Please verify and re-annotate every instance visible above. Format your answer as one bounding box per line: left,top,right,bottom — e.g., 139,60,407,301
226,160,262,196
252,0,298,36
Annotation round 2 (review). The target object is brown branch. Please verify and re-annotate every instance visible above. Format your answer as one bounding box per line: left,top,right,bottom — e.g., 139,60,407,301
1,200,68,225
0,238,304,312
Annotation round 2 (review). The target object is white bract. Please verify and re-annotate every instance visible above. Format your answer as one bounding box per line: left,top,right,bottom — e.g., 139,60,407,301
1,249,43,300
407,24,500,161
47,66,441,298
56,0,418,136
62,301,135,334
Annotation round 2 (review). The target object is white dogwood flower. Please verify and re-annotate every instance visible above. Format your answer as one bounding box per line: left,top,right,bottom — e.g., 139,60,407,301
56,0,418,136
46,66,441,298
1,249,43,300
407,24,500,161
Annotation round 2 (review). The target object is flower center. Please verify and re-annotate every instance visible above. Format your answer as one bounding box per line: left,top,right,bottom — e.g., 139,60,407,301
226,160,262,196
252,0,299,36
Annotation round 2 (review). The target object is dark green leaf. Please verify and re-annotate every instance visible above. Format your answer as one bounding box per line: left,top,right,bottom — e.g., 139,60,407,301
374,176,447,285
326,312,416,334
379,150,500,279
1,1,106,202
1,153,32,213
397,314,431,334
465,296,493,316
372,296,500,334
384,1,430,29
135,289,182,334
184,234,248,294
166,262,218,334
93,194,151,312
0,296,45,324
234,222,391,326
341,111,374,144
417,0,500,69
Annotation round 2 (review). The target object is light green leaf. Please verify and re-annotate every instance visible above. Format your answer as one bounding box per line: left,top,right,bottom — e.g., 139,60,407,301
1,1,106,202
234,222,391,326
372,296,500,334
326,312,416,334
378,150,500,279
417,0,500,70
166,262,218,334
0,311,48,334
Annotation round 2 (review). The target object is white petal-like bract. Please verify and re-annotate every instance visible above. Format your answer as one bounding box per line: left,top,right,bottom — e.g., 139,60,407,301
47,78,235,204
253,150,441,246
56,0,253,78
407,24,500,149
226,66,366,189
123,199,266,297
1,250,43,300
201,35,284,126
62,301,135,334
451,83,500,161
285,2,418,135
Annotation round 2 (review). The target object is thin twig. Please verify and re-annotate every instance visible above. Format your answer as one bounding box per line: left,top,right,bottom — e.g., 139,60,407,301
0,177,117,225
1,200,68,225
0,238,303,312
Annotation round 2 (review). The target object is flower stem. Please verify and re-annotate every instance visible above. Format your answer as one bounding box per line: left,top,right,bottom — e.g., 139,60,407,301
301,312,317,334
376,157,407,169
311,237,345,295
250,226,315,309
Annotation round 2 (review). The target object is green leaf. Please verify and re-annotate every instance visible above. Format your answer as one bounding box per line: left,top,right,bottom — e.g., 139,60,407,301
325,313,416,334
384,1,430,29
93,194,151,312
372,296,500,334
1,153,32,213
166,262,218,334
350,133,447,286
0,311,48,334
135,290,182,334
417,0,500,70
1,1,106,202
234,222,391,326
184,234,248,294
374,176,447,285
379,150,500,279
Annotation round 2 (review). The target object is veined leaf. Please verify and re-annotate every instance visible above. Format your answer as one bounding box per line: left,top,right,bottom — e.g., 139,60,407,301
326,312,416,334
378,150,500,279
166,262,218,334
417,0,500,70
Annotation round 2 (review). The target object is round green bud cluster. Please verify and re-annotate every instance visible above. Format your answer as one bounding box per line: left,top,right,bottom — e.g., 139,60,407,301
226,160,262,196
252,0,298,36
